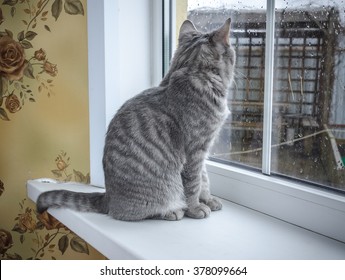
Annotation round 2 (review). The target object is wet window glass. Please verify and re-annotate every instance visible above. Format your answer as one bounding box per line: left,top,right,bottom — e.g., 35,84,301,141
186,1,267,170
175,0,345,192
272,0,345,190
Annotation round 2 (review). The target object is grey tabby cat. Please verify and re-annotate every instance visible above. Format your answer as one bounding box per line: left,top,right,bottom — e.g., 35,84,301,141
37,18,235,221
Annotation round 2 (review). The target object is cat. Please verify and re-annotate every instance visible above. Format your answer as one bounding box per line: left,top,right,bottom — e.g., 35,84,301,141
36,18,236,221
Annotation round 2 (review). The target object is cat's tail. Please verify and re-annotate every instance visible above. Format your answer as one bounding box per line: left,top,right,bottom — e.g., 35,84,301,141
36,190,108,214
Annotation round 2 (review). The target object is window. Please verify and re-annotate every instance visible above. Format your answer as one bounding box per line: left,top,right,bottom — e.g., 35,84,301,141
85,0,345,243
172,0,345,192
165,0,345,242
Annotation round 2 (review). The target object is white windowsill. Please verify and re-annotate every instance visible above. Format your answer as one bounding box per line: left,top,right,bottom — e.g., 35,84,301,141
27,180,345,260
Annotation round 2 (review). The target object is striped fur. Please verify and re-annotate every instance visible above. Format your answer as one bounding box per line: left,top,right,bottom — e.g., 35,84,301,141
37,19,235,221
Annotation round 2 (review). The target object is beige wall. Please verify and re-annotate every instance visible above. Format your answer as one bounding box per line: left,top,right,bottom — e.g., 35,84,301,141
0,0,104,260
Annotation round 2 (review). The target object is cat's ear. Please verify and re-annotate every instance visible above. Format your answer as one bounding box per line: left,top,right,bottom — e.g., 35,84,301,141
213,18,231,45
179,20,197,39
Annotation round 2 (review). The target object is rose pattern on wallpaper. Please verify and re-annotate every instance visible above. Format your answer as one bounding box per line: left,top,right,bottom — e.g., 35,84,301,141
1,199,90,259
0,0,84,121
0,179,4,196
51,150,90,183
0,152,91,259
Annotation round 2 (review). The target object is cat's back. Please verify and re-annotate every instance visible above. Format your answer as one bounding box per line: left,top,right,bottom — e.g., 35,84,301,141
106,86,173,137
103,86,184,172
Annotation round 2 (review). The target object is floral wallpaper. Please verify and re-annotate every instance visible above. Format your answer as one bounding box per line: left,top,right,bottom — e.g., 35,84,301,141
0,0,105,259
0,0,85,120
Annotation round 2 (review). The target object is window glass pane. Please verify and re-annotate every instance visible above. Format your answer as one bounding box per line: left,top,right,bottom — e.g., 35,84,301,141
272,1,345,190
174,0,345,192
185,0,267,170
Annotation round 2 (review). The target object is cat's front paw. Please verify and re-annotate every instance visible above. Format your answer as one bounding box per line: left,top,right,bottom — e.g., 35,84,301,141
185,204,211,219
163,209,185,221
206,196,222,211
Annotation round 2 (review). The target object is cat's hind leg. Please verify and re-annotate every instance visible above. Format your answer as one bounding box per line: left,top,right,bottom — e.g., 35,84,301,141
163,209,185,221
154,182,186,221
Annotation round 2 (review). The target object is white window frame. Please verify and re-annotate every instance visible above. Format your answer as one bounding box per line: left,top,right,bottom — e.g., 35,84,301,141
87,0,160,186
87,0,345,243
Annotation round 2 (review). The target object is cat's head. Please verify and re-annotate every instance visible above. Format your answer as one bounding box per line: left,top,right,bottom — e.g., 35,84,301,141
169,18,236,89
